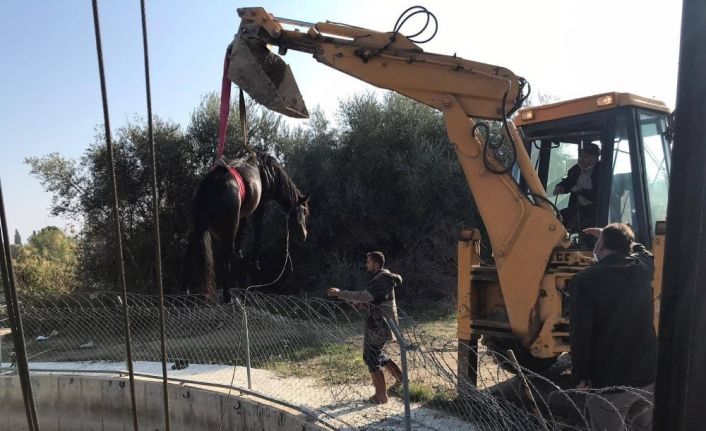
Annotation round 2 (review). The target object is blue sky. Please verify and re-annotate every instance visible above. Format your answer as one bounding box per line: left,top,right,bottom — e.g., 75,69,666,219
0,1,683,240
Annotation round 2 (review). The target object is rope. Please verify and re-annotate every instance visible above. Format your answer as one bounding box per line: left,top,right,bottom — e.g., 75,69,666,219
218,212,293,428
239,87,253,155
244,214,292,292
138,1,171,429
90,1,139,429
215,49,232,163
217,351,240,431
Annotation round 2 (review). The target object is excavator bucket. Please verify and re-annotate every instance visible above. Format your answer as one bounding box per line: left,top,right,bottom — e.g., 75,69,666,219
228,36,309,119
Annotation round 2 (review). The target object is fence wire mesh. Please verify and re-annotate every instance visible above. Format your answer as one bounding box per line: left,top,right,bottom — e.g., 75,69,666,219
0,291,653,430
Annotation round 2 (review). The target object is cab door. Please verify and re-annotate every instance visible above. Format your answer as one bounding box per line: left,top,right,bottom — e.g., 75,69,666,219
634,108,671,330
636,109,671,236
603,107,671,246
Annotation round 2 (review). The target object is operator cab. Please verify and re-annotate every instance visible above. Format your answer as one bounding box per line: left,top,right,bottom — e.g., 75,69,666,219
515,92,671,248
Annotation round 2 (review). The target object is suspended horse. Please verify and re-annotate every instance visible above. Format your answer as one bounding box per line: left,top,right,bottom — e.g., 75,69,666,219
182,152,310,303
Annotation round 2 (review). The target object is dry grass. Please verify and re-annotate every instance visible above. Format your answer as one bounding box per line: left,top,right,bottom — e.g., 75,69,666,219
262,341,369,385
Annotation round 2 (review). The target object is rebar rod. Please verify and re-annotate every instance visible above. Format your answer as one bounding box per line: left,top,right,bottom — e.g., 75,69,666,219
0,179,40,430
90,1,139,429
138,0,171,429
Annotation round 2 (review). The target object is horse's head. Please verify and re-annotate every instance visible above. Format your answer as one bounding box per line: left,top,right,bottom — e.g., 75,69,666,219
289,195,310,242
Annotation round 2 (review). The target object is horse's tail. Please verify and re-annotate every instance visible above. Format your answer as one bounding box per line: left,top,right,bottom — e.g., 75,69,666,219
182,223,215,299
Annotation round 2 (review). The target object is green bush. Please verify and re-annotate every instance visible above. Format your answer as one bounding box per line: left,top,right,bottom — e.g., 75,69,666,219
12,227,77,295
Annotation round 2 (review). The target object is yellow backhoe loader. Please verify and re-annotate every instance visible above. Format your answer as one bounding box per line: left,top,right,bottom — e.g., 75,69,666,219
226,7,671,384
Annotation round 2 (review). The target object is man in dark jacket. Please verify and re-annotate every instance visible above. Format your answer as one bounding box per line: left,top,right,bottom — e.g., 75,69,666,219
327,251,403,404
554,142,601,232
570,224,656,430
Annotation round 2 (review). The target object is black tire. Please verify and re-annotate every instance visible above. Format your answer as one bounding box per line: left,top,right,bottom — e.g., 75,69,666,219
484,336,558,374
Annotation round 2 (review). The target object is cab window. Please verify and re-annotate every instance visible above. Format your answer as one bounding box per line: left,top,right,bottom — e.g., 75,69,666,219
638,110,670,233
608,115,637,228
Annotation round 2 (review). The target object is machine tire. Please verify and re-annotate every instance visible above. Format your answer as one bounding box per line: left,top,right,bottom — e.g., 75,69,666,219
484,336,558,374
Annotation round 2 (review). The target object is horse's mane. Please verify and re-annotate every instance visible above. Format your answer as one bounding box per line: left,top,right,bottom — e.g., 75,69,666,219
227,150,304,210
256,152,305,211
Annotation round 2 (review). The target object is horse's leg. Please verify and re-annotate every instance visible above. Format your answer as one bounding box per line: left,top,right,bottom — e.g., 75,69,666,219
182,204,215,297
199,228,215,301
234,220,247,260
185,223,215,301
251,205,266,271
181,228,197,294
219,217,240,305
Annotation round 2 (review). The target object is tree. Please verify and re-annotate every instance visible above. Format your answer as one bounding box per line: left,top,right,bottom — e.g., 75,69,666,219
275,92,479,302
27,94,290,294
10,229,23,258
13,226,78,295
27,90,484,306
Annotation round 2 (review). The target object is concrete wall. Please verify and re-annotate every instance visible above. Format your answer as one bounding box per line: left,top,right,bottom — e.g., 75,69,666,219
0,374,327,431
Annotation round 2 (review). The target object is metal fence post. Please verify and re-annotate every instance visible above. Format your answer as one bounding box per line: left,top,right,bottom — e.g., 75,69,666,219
237,297,252,390
386,316,412,431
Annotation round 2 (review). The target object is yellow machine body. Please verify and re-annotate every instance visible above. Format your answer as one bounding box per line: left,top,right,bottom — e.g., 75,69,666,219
227,7,671,378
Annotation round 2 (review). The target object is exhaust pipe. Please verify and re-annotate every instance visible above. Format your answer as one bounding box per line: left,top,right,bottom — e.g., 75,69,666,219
228,36,309,119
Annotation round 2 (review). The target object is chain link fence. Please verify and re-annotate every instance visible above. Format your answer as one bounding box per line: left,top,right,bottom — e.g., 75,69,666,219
0,291,653,430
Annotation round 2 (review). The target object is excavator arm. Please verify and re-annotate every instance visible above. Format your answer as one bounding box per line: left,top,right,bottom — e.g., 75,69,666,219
229,7,570,346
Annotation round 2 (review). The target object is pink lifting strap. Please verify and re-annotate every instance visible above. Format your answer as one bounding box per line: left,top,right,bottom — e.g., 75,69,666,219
227,166,247,202
212,50,246,202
